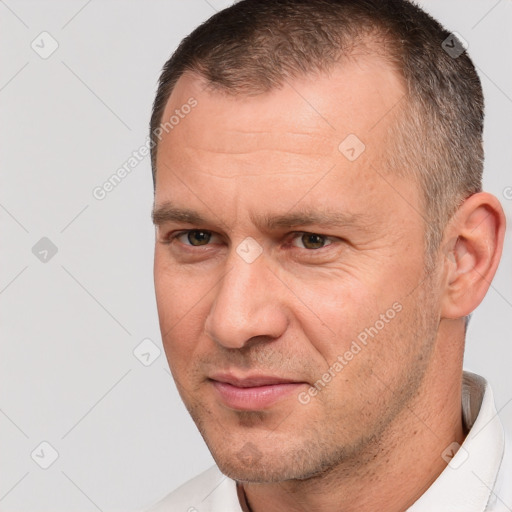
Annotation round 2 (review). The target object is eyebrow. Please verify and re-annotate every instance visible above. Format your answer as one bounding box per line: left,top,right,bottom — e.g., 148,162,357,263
152,201,368,230
254,210,366,230
152,203,207,226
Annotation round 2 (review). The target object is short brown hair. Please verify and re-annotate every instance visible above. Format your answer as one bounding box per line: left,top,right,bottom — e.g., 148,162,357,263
150,0,484,262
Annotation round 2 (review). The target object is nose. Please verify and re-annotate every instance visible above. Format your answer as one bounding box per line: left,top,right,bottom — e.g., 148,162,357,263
204,249,289,349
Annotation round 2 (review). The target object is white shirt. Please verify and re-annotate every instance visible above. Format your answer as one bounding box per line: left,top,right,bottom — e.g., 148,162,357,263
147,372,512,511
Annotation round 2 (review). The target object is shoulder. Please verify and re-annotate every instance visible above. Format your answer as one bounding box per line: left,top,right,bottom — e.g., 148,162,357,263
146,465,242,512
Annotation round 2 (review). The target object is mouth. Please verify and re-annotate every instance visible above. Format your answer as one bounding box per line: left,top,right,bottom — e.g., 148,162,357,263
208,373,307,410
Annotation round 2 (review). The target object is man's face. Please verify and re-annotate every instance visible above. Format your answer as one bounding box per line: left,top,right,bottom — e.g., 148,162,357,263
153,57,441,482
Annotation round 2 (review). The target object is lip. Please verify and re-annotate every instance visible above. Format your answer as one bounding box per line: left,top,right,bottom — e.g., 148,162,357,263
209,373,306,410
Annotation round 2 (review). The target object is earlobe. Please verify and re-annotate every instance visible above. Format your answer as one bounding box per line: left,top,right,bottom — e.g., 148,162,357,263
441,192,506,319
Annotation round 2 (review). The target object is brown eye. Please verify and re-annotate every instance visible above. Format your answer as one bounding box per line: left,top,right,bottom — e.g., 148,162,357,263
186,230,211,246
292,233,331,250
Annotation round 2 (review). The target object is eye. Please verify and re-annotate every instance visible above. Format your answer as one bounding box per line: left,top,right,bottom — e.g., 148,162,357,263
291,232,333,250
176,230,215,246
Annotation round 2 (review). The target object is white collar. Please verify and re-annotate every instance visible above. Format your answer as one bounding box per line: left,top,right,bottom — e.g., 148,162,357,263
408,371,506,511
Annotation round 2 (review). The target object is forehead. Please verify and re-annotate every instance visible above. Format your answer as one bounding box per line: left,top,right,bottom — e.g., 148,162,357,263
154,57,411,221
165,56,403,142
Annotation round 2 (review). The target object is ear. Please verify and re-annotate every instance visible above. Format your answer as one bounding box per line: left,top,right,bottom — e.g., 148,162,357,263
440,192,506,319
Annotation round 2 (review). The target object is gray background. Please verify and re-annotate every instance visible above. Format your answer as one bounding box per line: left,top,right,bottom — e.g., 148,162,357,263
1,1,511,511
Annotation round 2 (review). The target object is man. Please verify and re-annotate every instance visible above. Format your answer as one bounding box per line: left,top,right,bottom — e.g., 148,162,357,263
147,0,510,510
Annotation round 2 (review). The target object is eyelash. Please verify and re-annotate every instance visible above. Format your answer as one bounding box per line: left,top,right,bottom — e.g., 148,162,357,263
163,230,337,250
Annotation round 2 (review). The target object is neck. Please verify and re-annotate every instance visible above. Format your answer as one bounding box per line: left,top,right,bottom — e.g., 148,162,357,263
241,321,465,512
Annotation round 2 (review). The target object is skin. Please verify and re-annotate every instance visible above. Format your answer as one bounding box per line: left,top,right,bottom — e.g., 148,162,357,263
152,55,505,512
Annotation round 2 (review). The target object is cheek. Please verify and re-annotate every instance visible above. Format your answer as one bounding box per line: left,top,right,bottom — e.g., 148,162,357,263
289,267,414,386
154,256,211,361
154,250,209,322
290,275,381,359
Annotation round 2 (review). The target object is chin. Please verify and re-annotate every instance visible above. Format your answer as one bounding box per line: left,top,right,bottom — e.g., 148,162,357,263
210,439,339,484
216,457,299,483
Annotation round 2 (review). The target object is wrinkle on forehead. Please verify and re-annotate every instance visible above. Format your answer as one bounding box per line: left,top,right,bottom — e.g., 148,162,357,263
180,168,323,179
176,122,336,164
